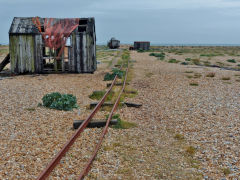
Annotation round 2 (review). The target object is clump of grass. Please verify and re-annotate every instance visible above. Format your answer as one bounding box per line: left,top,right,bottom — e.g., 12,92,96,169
200,53,222,57
25,107,36,111
185,58,191,61
121,87,138,100
186,75,193,79
89,90,114,101
110,114,137,129
89,90,105,100
203,61,211,66
190,82,199,86
185,71,194,73
137,49,145,53
168,59,180,63
222,168,231,175
206,72,215,77
227,59,236,63
221,77,231,80
174,134,184,140
181,62,188,65
216,62,225,67
145,72,154,78
191,58,201,65
194,73,202,78
237,64,240,67
149,52,165,60
186,146,196,156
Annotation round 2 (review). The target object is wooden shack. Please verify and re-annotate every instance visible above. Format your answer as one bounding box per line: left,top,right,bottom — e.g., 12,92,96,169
8,17,96,74
107,38,120,49
134,41,150,50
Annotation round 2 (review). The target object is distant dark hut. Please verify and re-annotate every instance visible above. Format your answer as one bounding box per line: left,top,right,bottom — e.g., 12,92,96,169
107,38,120,49
8,17,96,74
134,41,150,50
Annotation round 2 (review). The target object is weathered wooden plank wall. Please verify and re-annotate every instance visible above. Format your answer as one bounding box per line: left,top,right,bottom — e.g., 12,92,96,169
9,35,35,73
34,35,43,73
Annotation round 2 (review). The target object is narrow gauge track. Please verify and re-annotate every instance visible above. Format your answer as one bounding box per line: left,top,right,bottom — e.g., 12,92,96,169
37,59,129,180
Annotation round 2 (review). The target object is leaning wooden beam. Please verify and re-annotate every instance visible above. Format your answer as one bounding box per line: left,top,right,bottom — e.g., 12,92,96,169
124,102,142,108
73,119,118,129
90,101,142,109
0,53,10,72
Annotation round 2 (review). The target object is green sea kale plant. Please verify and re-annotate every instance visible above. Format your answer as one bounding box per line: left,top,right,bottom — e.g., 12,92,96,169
42,92,79,111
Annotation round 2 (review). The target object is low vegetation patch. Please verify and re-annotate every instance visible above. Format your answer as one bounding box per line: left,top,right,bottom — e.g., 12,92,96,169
149,52,165,60
222,168,231,175
191,58,201,65
110,114,137,129
41,92,78,111
200,53,223,57
104,68,125,81
185,146,196,156
216,62,225,67
25,107,36,111
145,72,154,78
137,49,145,53
186,75,193,79
181,62,188,65
174,134,184,140
227,59,236,63
203,61,211,66
185,58,191,61
193,73,202,78
221,77,231,80
185,71,194,73
189,82,199,86
206,72,215,77
89,90,114,101
168,59,180,63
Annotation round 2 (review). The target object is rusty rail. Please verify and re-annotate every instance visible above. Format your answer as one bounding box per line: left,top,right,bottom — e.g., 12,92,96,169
78,61,129,180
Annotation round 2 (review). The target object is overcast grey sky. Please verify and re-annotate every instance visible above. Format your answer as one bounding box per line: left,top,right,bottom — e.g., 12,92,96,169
0,0,240,44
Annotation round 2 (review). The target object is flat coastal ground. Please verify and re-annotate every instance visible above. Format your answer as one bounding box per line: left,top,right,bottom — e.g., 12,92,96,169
0,45,239,179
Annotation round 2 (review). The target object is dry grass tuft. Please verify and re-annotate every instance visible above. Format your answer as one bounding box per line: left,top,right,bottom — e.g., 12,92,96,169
186,146,196,156
174,134,184,140
190,82,199,86
206,72,215,77
221,77,231,81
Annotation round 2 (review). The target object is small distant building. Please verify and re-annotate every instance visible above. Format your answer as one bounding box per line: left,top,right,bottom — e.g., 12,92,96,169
134,41,150,50
107,38,120,49
8,17,96,74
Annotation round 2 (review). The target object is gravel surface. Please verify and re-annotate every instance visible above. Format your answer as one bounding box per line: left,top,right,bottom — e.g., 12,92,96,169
0,49,239,179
